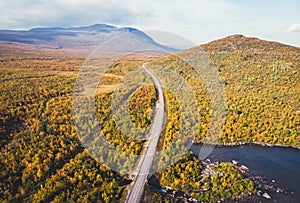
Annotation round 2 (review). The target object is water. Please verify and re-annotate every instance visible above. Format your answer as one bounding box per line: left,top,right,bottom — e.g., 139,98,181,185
190,144,300,202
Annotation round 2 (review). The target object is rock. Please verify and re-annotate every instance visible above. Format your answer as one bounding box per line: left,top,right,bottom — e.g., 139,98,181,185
232,160,238,165
240,165,249,171
263,192,272,199
257,190,262,196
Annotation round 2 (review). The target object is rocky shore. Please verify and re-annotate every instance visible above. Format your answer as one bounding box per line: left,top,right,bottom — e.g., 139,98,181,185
146,157,288,203
147,159,258,203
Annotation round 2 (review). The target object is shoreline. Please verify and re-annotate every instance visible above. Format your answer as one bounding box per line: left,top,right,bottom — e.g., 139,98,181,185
148,142,300,202
191,141,300,150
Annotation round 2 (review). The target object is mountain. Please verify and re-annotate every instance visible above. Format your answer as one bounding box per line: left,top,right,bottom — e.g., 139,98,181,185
67,24,116,31
196,34,299,146
0,24,177,52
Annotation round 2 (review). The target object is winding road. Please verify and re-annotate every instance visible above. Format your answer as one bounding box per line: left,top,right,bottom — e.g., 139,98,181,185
125,63,165,203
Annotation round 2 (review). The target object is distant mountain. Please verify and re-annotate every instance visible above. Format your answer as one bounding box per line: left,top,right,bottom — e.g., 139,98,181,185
68,24,116,32
0,24,177,52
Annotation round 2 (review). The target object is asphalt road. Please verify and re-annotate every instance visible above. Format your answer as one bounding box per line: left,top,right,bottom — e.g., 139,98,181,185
125,63,165,203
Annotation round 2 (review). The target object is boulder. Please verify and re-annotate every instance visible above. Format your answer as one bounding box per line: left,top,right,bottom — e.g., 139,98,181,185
262,192,271,199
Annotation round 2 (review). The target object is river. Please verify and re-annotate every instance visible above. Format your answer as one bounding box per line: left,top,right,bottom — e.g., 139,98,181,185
190,144,300,202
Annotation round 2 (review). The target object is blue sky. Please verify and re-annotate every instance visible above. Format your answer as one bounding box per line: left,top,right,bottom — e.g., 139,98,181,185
0,0,299,46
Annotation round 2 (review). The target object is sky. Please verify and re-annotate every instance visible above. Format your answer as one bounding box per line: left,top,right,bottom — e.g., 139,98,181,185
0,0,300,47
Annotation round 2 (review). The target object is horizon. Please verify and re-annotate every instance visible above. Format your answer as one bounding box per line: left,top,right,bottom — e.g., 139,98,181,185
0,0,299,47
1,23,299,49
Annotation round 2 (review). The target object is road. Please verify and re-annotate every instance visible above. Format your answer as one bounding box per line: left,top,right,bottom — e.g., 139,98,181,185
125,63,165,203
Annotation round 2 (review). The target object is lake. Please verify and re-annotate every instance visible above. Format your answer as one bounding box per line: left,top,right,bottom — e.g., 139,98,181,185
190,144,300,202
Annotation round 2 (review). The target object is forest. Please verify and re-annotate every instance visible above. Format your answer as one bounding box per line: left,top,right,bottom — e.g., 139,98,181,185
0,35,299,202
0,47,159,202
158,153,255,202
150,35,299,147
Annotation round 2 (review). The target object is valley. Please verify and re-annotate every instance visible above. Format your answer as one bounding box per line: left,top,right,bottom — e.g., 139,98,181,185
0,27,299,202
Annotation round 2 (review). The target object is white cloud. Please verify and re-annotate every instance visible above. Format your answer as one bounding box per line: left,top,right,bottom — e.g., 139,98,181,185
0,0,238,29
0,0,142,29
285,23,300,32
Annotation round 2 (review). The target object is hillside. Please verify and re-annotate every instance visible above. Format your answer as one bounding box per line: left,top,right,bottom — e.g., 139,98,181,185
150,34,299,148
201,35,299,146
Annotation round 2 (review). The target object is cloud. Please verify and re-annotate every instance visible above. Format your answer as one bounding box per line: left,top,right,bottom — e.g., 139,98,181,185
0,0,145,29
0,0,238,30
285,23,300,32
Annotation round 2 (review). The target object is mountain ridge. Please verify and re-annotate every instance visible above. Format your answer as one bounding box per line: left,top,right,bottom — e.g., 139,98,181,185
201,34,300,52
0,24,171,51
